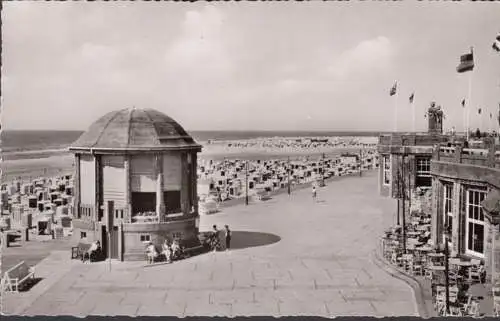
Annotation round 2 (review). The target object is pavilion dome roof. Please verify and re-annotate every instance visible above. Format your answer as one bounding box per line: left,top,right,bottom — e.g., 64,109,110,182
69,108,201,152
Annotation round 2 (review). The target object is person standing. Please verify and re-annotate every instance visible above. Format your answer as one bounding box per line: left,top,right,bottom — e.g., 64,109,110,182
224,225,232,251
212,225,219,252
312,185,317,201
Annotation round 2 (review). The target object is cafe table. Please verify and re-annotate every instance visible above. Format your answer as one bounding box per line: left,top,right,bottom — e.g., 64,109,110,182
428,252,445,258
416,246,433,252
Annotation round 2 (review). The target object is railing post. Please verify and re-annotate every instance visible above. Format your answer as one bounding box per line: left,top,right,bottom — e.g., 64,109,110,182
487,140,496,168
455,144,463,164
433,144,441,161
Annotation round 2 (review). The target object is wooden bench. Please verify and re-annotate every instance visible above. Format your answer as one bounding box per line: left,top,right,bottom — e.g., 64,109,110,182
71,242,91,260
2,261,35,293
180,239,205,257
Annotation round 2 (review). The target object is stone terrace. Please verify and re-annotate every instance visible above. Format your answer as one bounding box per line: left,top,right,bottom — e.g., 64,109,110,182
3,170,417,317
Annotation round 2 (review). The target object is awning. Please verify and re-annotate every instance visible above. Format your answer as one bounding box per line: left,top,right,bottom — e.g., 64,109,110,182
482,189,500,222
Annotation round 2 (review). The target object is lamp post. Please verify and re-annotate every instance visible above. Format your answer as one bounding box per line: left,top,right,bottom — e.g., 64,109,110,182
444,224,451,316
287,157,291,196
436,224,452,315
359,148,362,177
322,153,326,185
402,155,407,254
245,161,249,206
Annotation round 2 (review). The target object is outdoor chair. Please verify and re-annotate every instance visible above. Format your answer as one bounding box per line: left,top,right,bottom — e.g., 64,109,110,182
493,286,500,317
468,264,484,284
448,268,461,283
449,285,459,303
391,252,402,267
460,296,480,317
402,254,413,271
424,263,434,279
411,259,424,276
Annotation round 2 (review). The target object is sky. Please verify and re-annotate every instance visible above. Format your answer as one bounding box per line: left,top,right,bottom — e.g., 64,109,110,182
2,2,500,132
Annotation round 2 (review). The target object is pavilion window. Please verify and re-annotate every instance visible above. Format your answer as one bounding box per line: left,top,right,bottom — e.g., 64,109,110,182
172,231,183,240
164,191,181,214
415,157,432,187
383,155,391,185
466,188,486,257
132,192,156,215
443,183,453,245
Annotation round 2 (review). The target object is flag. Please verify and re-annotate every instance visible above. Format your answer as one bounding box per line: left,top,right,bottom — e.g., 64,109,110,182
493,33,500,52
461,99,466,107
389,82,397,96
409,93,414,104
478,108,482,115
456,48,474,73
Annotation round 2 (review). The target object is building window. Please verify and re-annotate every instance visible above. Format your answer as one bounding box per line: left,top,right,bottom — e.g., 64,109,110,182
443,183,453,244
383,155,391,186
172,232,183,240
164,191,181,214
140,234,151,242
415,157,432,187
466,188,486,257
80,231,87,239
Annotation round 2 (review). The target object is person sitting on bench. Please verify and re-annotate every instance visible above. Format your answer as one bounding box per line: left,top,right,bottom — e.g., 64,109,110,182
171,239,182,260
162,239,172,263
146,242,158,264
83,241,100,263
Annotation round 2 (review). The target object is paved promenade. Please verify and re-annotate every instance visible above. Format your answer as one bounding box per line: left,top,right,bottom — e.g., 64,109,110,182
4,170,417,316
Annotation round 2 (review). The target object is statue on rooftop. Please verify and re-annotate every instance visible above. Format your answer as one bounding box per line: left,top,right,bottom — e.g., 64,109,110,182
427,101,444,135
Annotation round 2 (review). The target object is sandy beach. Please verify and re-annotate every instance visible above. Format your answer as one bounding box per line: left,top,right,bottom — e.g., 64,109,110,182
1,142,375,183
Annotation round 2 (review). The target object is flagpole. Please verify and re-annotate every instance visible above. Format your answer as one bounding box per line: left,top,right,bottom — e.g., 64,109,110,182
394,93,397,132
412,96,415,132
463,101,466,138
480,110,483,133
394,84,399,132
467,70,472,141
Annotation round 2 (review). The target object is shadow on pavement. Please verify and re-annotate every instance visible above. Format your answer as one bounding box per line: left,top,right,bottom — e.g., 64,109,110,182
228,231,281,250
19,277,44,292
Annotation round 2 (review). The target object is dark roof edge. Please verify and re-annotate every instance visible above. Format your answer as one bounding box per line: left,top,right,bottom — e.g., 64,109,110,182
68,145,202,153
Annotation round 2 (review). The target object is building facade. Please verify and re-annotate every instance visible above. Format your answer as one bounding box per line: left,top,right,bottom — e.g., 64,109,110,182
377,103,500,285
69,108,202,261
378,104,449,219
430,138,500,283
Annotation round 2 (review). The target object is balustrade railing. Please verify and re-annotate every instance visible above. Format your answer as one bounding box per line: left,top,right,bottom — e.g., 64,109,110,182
462,148,488,157
79,204,94,220
439,147,455,155
125,210,195,224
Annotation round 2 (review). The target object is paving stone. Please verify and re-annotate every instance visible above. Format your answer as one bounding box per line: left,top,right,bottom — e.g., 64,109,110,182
278,299,329,316
92,303,139,316
184,302,232,316
231,301,279,316
326,300,378,316
211,289,254,304
120,290,168,306
371,300,419,316
137,303,186,316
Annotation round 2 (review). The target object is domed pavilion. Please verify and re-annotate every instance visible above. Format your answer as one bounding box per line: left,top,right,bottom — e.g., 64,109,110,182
69,108,202,261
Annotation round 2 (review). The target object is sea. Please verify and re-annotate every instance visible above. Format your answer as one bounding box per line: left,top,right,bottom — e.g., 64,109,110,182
1,130,385,153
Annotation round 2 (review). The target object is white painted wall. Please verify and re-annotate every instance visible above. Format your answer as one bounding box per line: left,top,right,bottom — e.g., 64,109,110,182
102,155,126,208
80,154,95,205
163,153,181,191
130,155,156,192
